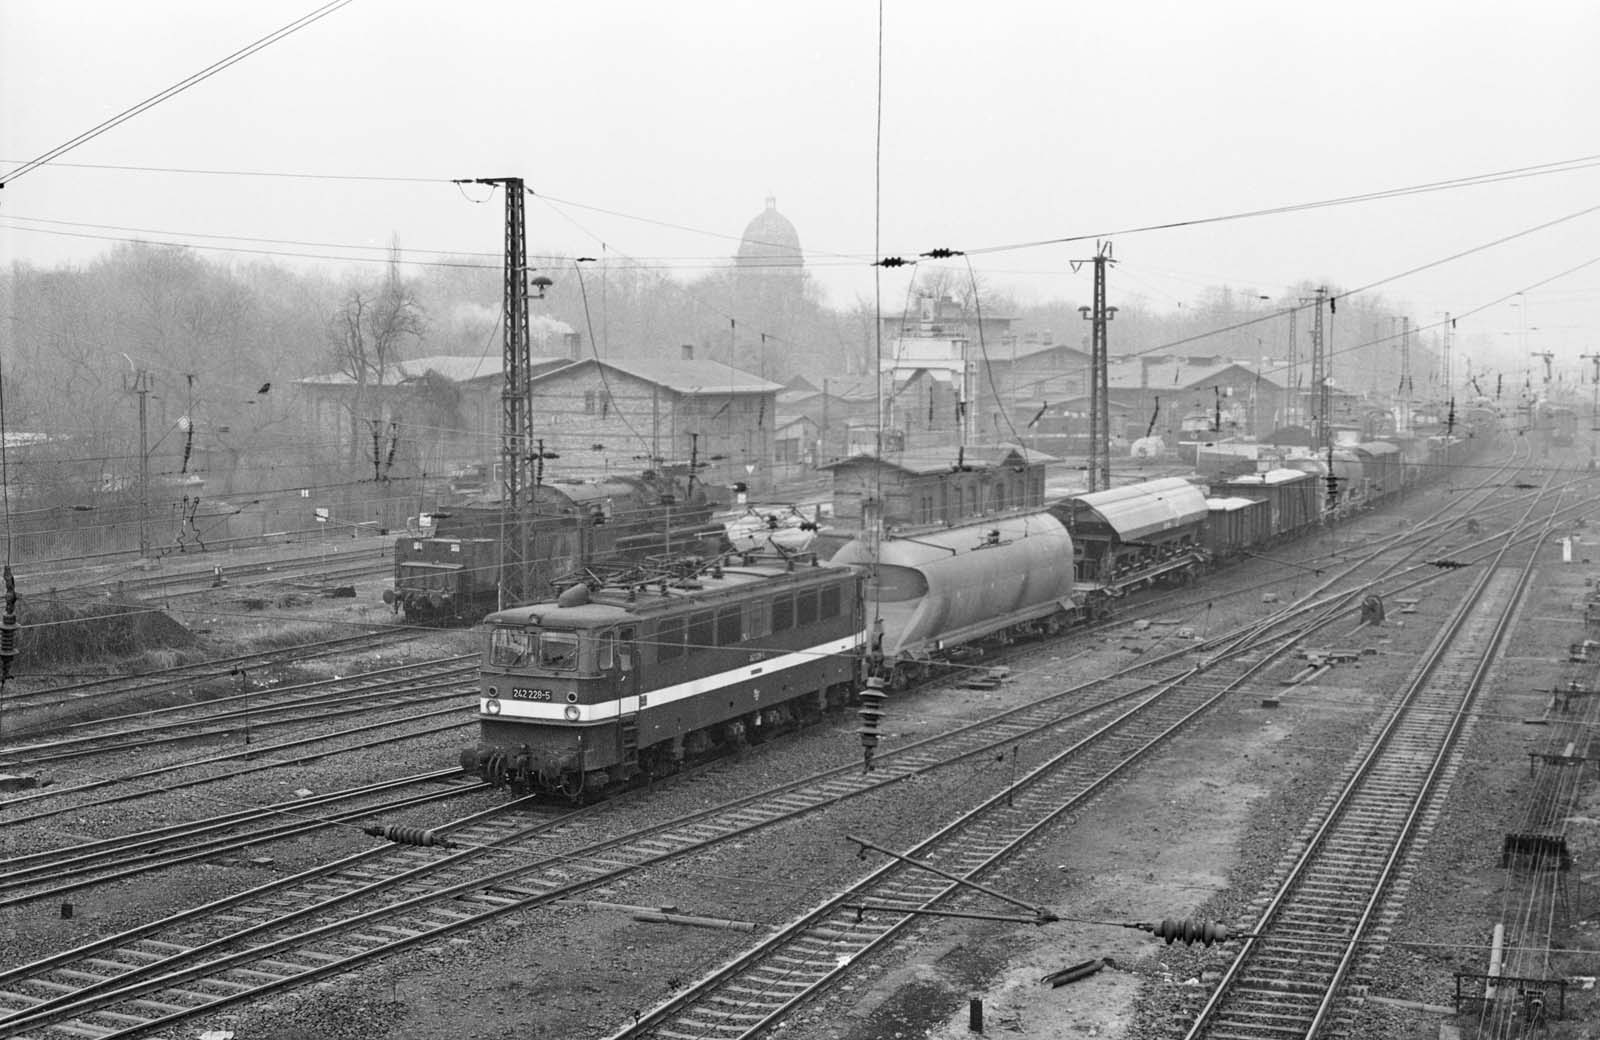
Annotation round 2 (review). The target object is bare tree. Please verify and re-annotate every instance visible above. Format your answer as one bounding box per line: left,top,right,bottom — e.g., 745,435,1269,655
327,273,427,465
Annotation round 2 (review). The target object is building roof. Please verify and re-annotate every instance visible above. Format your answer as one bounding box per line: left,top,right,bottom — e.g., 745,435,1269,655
298,354,571,387
778,378,877,406
1006,341,1092,364
532,357,783,396
820,442,1053,474
1107,358,1282,392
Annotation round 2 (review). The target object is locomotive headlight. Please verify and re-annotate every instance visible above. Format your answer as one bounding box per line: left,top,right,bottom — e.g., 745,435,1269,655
563,704,581,721
484,698,502,715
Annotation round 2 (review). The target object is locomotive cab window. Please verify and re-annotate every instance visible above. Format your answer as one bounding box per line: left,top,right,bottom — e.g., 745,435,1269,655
618,626,635,672
488,627,532,667
819,583,841,619
538,632,580,670
598,630,615,670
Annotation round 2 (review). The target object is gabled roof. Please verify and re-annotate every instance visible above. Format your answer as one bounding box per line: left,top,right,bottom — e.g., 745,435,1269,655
779,378,877,405
1107,358,1282,392
1006,341,1092,364
820,442,1054,474
533,357,783,395
298,354,571,387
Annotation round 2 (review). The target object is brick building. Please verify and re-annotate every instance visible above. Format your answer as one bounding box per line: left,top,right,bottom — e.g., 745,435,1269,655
526,355,783,495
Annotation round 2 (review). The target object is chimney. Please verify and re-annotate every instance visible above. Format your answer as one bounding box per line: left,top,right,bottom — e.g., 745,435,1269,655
681,344,694,361
564,331,582,360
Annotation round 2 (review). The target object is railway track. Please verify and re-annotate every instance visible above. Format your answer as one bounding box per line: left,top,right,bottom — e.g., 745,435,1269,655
0,482,1529,1039
0,770,483,908
0,452,1562,1038
4,629,431,721
31,543,391,601
599,466,1568,1038
1176,494,1547,1038
2,655,478,771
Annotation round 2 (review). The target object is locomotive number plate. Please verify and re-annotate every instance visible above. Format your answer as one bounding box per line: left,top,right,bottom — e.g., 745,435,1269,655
510,687,554,701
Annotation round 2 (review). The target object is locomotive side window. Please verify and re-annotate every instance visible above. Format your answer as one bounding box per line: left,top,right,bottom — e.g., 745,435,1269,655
657,618,684,661
689,610,715,650
538,632,579,670
618,626,635,672
796,588,819,626
819,583,841,619
598,630,615,670
716,607,741,645
489,627,531,666
743,600,772,640
772,594,794,632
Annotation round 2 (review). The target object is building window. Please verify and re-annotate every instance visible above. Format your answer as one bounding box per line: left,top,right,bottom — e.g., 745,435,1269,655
584,390,597,414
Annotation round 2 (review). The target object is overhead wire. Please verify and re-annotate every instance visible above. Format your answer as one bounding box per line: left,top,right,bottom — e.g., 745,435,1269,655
0,0,358,188
958,153,1600,258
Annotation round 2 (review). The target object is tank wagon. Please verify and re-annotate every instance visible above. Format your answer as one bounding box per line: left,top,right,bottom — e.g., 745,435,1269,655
829,510,1078,687
461,555,863,796
385,474,724,623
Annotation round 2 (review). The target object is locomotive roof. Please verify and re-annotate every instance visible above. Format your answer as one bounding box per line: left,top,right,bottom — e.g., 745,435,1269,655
484,559,852,629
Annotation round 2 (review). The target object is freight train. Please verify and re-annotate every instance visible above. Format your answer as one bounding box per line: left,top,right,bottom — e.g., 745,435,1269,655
461,433,1483,797
383,472,725,623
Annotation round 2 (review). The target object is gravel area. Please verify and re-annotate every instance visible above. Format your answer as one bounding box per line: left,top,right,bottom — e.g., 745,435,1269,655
5,490,1599,1040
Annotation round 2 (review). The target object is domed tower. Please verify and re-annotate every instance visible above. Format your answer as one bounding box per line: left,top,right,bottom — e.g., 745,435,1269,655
736,196,803,270
732,197,805,379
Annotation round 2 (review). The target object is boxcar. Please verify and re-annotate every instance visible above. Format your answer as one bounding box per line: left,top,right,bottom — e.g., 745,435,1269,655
1204,495,1271,561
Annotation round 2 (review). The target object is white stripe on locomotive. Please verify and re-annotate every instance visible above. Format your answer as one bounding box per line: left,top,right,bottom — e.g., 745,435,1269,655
480,630,867,723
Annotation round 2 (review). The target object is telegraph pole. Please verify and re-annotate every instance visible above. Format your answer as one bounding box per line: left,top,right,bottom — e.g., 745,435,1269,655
126,367,154,559
1304,289,1329,449
457,176,532,607
1075,241,1116,492
1583,352,1600,465
1442,312,1452,404
1285,307,1298,427
1400,315,1412,434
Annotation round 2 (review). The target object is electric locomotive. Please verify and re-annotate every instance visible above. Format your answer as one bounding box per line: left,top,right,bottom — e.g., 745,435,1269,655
461,554,865,797
386,472,724,623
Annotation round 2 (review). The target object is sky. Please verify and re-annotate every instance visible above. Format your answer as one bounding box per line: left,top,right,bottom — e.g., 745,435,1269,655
3,0,1598,382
